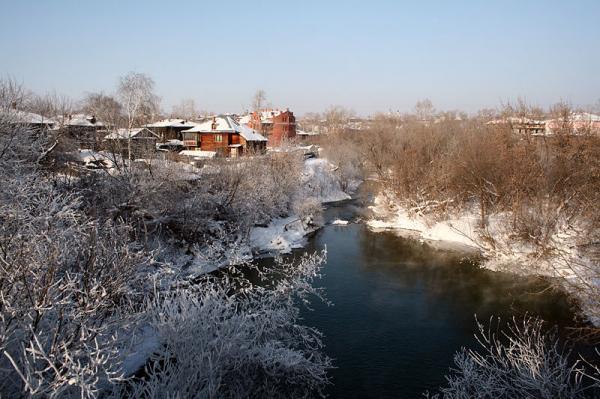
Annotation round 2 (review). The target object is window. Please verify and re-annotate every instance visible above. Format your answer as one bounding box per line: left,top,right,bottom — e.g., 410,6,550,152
215,134,223,143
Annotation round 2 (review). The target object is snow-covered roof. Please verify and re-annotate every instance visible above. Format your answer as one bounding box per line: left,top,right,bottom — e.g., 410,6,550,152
61,113,104,127
570,112,600,122
486,117,545,125
104,128,159,140
257,109,289,122
182,115,267,141
237,122,268,141
144,118,197,128
182,115,235,133
238,114,252,124
2,110,56,125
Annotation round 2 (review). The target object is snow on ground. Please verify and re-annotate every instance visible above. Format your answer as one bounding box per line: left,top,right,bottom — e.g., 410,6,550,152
368,194,480,250
331,219,349,225
78,149,118,169
368,191,600,326
135,158,204,181
250,216,310,254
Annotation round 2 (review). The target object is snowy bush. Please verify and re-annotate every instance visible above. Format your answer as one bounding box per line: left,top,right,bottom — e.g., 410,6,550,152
301,159,351,203
293,197,325,228
0,123,149,396
429,316,599,398
114,250,331,398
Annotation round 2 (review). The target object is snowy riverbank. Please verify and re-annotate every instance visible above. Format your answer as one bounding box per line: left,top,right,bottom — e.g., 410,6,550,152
367,191,600,326
249,158,352,255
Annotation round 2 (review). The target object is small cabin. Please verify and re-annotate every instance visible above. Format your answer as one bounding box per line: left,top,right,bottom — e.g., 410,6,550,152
103,128,159,159
59,114,105,149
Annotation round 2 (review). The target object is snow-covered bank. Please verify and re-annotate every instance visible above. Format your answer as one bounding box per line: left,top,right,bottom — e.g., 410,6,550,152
250,216,315,255
368,198,480,251
368,191,600,326
249,157,354,255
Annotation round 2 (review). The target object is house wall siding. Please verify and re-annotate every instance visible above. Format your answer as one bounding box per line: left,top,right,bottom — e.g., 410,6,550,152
200,132,232,156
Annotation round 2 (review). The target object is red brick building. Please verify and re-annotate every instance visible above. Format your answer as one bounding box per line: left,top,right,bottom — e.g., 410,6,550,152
181,115,267,157
244,109,296,147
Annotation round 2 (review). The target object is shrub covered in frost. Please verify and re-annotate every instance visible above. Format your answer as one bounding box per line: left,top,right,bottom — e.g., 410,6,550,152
429,316,599,399
113,250,331,398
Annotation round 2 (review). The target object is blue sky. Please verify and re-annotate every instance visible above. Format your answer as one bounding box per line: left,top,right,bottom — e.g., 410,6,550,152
1,0,599,115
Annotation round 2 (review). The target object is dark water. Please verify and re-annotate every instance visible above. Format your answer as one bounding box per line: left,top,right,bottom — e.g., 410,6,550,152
254,200,584,398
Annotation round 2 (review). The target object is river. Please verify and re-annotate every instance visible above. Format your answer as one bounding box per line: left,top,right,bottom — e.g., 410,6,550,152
255,199,584,398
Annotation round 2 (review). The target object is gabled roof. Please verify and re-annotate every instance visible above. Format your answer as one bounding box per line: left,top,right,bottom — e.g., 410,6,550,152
144,118,198,128
104,128,159,140
182,115,267,141
237,122,268,141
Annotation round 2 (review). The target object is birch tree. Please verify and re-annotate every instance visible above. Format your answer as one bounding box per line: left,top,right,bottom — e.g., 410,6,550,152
117,72,159,159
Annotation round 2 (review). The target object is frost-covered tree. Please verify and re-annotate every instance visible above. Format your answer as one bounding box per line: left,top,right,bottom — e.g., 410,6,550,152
117,72,159,129
116,72,160,160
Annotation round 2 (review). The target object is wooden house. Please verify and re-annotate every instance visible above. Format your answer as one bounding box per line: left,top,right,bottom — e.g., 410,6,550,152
103,128,159,159
144,119,197,141
181,115,267,157
58,114,105,149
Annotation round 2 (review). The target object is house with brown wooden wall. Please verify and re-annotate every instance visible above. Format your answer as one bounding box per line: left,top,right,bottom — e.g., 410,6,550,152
181,115,267,157
103,128,160,159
